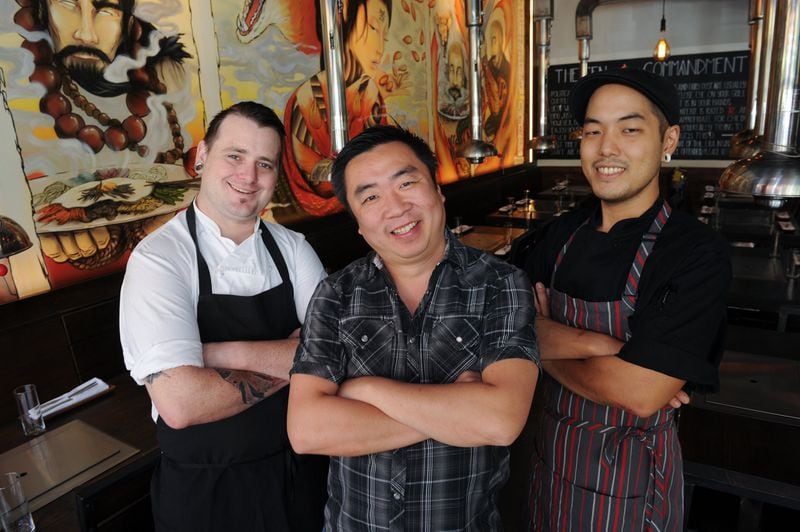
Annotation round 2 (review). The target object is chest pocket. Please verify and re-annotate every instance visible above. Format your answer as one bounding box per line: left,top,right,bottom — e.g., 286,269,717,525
340,317,396,378
425,317,482,383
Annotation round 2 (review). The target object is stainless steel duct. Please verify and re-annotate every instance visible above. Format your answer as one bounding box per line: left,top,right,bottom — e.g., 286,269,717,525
576,0,621,77
720,0,800,207
457,0,497,164
756,0,776,141
732,0,776,159
310,0,347,183
529,0,557,154
730,0,765,158
575,0,601,78
572,0,617,141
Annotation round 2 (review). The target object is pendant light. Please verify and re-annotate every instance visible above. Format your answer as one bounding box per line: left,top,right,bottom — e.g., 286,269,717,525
653,0,670,62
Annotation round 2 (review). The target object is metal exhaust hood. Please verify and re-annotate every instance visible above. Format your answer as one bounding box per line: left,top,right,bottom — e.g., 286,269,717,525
720,0,800,208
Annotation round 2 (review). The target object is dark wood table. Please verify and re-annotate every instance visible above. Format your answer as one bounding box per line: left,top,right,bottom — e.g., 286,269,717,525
0,373,157,531
485,198,575,228
457,225,525,255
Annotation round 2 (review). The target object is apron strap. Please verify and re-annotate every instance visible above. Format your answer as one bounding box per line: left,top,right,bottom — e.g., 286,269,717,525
186,203,213,296
621,201,672,312
257,220,293,292
186,203,295,299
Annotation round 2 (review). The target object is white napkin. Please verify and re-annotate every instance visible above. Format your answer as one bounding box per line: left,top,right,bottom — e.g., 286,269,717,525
494,244,512,256
40,377,110,417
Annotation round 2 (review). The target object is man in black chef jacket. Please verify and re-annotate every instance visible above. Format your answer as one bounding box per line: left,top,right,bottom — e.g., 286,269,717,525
120,102,327,531
525,69,731,531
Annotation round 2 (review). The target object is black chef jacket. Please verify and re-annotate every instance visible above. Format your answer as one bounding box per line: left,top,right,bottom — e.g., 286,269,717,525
525,198,731,392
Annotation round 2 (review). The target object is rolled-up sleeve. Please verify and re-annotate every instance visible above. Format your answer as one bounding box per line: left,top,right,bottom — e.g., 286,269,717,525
120,241,203,385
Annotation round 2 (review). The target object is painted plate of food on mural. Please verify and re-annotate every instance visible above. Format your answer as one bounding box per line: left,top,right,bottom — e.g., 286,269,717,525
31,165,198,233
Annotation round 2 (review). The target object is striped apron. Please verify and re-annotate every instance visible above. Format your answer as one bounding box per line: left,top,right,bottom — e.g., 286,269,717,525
528,201,683,532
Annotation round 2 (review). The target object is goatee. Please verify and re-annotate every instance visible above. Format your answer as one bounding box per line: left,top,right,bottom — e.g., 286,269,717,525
55,46,133,97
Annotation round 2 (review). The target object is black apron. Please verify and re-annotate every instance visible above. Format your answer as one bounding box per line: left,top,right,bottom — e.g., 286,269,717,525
151,204,327,531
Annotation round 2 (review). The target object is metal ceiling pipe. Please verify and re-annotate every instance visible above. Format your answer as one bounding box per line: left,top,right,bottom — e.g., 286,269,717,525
457,0,497,164
575,0,601,78
529,0,557,154
310,0,347,183
321,0,347,153
573,0,615,140
733,0,777,159
730,0,764,158
756,0,777,138
762,0,800,154
720,0,800,207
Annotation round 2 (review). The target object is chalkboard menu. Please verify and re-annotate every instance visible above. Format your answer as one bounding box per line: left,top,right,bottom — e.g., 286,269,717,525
541,51,749,160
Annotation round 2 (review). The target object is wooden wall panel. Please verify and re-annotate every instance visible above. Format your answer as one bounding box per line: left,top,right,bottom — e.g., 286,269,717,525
0,317,77,423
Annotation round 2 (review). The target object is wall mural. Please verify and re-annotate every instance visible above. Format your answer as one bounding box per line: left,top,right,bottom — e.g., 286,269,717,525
215,0,524,221
0,0,203,304
432,0,524,184
0,0,523,304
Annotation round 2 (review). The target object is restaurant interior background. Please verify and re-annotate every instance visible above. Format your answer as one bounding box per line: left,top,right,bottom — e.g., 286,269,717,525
2,0,799,530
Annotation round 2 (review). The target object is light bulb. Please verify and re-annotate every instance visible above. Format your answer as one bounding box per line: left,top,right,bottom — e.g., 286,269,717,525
653,35,670,61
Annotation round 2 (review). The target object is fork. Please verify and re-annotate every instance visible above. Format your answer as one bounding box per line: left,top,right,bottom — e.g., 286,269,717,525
40,381,99,413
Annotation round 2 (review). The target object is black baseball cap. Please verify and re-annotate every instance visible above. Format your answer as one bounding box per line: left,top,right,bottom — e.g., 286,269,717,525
569,68,680,126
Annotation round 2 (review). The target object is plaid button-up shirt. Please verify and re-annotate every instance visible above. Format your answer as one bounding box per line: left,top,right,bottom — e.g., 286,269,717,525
292,231,539,531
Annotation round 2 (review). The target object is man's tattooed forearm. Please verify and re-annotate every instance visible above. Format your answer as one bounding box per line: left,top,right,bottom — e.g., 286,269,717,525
144,371,168,385
215,369,284,405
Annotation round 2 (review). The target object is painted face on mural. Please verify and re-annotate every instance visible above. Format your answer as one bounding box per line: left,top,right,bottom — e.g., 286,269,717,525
434,12,451,48
447,43,465,101
348,0,389,79
486,20,504,69
47,0,125,72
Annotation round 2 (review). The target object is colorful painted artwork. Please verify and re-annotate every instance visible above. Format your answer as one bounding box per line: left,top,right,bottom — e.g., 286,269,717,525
432,0,524,182
0,0,525,304
214,0,522,220
0,0,204,303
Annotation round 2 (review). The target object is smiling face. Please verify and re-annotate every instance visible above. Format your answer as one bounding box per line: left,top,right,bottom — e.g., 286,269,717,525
348,0,389,79
580,83,679,216
47,0,124,70
195,114,281,242
344,141,446,273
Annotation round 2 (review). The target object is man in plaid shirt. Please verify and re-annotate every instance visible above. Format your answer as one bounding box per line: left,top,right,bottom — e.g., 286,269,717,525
288,126,539,531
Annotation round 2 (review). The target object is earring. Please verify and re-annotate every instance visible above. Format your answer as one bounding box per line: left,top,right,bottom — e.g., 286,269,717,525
194,162,203,172
663,153,671,163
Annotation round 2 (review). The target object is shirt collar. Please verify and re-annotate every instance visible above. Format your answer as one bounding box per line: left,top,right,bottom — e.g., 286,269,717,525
193,200,261,243
365,228,468,279
587,198,663,237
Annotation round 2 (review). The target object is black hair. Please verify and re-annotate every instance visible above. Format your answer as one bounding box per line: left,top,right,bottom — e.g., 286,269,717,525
315,0,393,70
33,0,190,96
343,0,392,44
648,100,669,138
204,102,285,170
331,125,437,211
